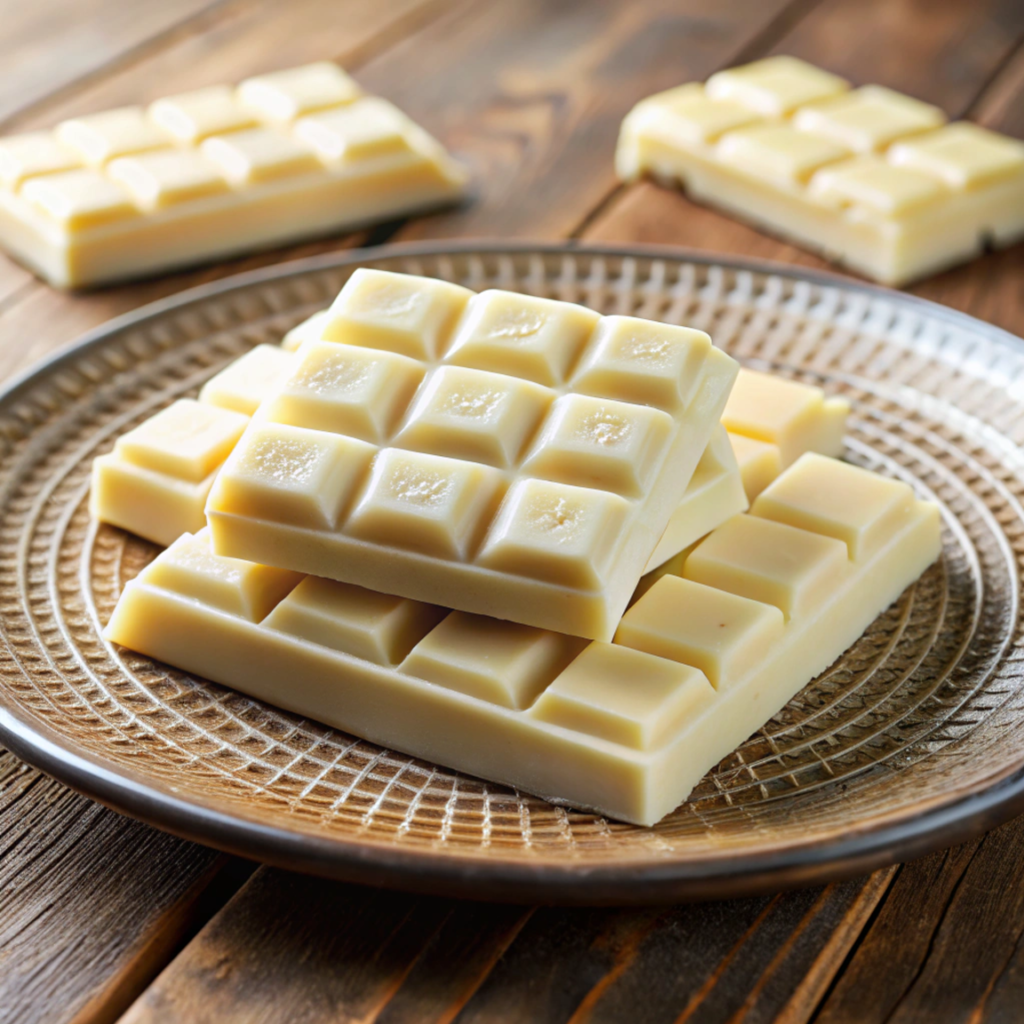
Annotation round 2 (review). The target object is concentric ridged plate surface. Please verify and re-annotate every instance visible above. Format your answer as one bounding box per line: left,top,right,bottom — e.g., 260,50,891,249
2,243,1023,904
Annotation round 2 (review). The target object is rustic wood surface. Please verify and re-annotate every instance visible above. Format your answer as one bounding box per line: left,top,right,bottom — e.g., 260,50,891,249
1,0,1024,1021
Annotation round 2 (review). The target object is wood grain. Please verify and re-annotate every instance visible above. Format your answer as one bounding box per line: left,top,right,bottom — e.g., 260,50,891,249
812,841,984,1022
0,0,218,127
0,749,252,1024
373,0,803,241
116,870,530,1024
453,873,895,1024
1,0,451,131
116,867,891,1024
814,816,1024,1023
973,36,1024,134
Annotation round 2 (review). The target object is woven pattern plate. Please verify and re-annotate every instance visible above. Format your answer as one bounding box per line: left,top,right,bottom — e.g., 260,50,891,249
2,243,1024,904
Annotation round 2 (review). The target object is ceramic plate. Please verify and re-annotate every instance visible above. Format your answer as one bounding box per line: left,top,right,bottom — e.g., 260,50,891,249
2,242,1023,904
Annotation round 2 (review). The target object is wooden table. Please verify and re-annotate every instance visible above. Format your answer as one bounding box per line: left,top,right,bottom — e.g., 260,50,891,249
2,1,1024,1021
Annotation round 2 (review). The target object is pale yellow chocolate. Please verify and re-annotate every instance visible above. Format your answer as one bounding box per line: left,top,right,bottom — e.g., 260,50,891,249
89,344,292,546
90,400,248,548
729,433,782,501
644,425,744,571
106,454,940,826
205,270,738,641
281,309,332,352
93,397,741,563
616,56,1024,285
0,63,466,288
722,368,847,467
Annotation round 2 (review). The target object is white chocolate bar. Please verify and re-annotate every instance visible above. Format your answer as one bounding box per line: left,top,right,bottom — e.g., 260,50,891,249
205,270,739,641
636,372,848,595
289,311,848,563
0,64,466,288
106,453,940,825
616,56,1024,285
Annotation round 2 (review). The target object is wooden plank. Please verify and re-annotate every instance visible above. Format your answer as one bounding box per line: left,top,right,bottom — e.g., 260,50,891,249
972,36,1024,135
116,868,890,1023
0,269,33,309
2,0,450,131
455,875,894,1024
813,817,1024,1023
369,0,802,241
978,889,1024,1022
811,842,983,1022
372,902,531,1024
116,868,528,1024
0,0,219,126
0,749,252,1024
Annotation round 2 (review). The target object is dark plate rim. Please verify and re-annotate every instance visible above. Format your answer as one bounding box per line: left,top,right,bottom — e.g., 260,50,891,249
2,239,1023,905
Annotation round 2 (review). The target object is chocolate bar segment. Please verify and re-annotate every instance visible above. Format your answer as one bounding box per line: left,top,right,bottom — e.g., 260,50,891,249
206,270,739,641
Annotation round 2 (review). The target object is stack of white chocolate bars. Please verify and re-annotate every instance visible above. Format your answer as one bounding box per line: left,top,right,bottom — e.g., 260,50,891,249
0,63,466,288
96,269,941,826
